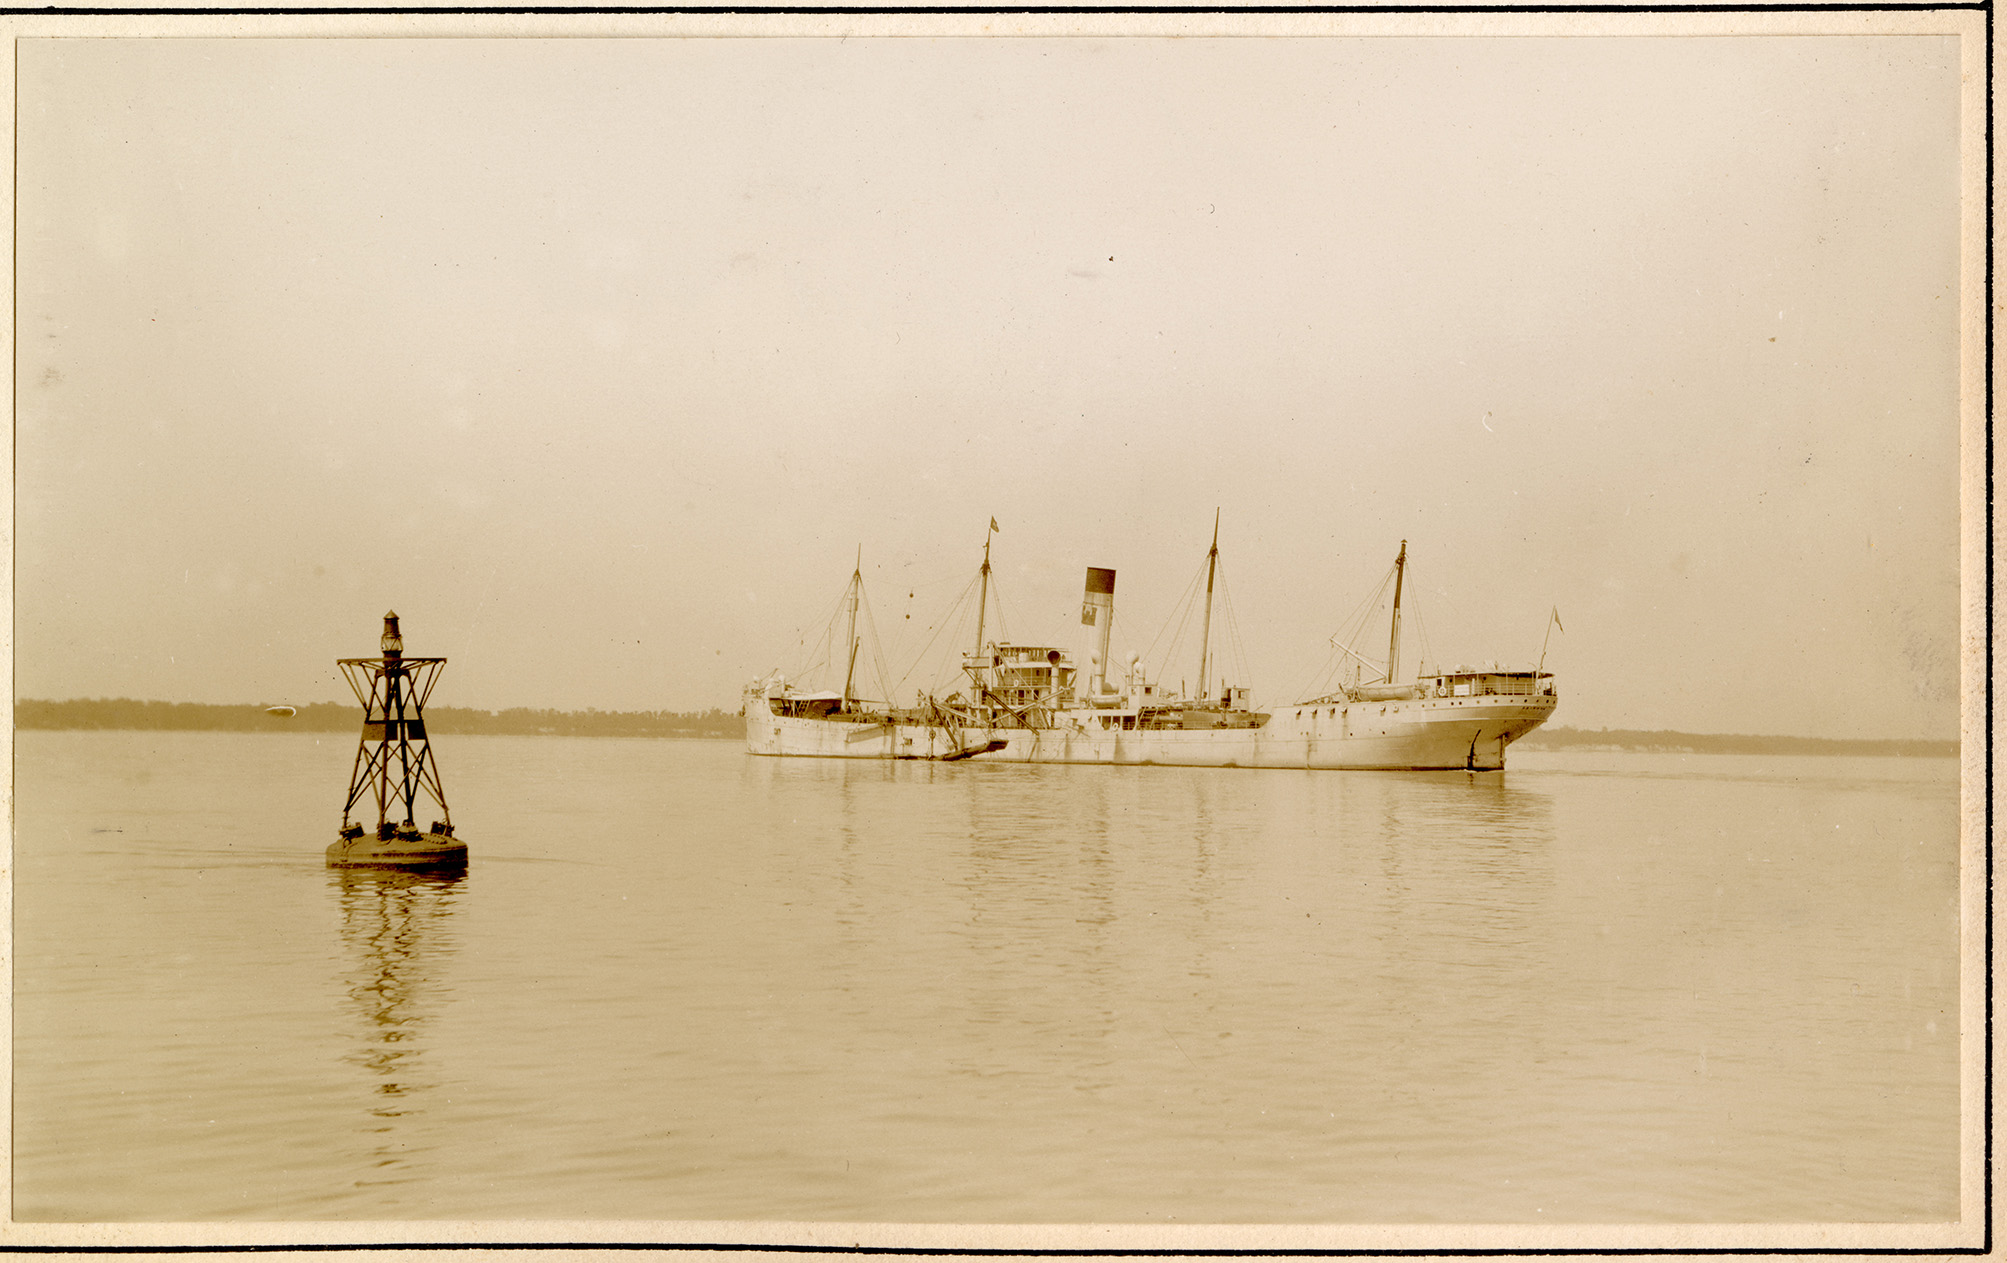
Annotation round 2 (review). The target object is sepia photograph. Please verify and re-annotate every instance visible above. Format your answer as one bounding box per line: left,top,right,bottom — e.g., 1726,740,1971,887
5,8,1985,1253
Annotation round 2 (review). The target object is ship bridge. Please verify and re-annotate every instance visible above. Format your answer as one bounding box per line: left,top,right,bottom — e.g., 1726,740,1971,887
964,643,1078,711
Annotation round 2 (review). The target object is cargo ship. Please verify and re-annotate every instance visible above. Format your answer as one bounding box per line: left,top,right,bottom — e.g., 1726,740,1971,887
744,529,1557,771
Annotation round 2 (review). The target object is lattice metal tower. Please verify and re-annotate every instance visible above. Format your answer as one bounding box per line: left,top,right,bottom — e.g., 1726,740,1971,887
328,611,466,868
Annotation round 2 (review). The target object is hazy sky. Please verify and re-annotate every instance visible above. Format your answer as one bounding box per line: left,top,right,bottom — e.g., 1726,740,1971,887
18,28,1968,738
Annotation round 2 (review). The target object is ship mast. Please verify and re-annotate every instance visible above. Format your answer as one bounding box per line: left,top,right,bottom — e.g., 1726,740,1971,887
1386,539,1407,684
1196,509,1219,703
973,520,994,657
841,547,861,710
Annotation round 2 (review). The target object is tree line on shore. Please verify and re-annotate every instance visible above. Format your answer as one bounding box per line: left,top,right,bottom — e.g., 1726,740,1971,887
15,698,747,739
1514,726,1956,758
14,700,1955,756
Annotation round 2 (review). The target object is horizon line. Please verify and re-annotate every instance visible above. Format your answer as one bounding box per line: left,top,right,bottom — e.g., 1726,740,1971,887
11,697,1959,748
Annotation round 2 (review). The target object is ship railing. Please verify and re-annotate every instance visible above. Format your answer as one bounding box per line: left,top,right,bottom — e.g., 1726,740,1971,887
1426,673,1544,698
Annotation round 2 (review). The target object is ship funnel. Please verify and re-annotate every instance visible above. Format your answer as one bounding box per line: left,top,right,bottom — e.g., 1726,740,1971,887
1081,567,1116,695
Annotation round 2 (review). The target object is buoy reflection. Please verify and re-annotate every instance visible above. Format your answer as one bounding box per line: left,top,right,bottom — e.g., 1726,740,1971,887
331,866,463,1131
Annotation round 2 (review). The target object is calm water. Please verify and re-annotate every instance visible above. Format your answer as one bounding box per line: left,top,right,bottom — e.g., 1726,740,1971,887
14,731,1960,1223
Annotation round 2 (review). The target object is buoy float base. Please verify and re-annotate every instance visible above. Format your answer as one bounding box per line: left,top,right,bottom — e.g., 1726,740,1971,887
327,827,468,869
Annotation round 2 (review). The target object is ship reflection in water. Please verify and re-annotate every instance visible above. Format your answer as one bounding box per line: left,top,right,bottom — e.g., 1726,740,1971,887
11,733,1959,1222
329,865,464,1174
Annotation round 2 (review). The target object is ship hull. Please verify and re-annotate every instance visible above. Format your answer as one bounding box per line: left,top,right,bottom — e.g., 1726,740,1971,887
745,692,1554,771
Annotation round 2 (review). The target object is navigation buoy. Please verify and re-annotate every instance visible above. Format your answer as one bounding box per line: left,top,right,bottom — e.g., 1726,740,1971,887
326,611,467,869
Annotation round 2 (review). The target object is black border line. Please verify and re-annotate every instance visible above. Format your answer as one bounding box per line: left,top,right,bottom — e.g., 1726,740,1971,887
4,4,1991,1255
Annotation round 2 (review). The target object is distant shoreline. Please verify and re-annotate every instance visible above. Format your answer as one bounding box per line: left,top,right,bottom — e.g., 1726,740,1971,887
1513,727,1957,759
15,698,745,740
13,699,1956,758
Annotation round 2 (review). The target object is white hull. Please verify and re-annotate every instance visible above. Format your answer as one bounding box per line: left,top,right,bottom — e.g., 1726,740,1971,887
745,691,1555,771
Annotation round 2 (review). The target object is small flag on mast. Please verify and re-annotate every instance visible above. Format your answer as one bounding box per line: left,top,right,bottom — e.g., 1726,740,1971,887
989,517,999,533
1537,606,1564,674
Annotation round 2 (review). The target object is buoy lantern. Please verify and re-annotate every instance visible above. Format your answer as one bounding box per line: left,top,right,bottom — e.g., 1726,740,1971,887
327,611,468,869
